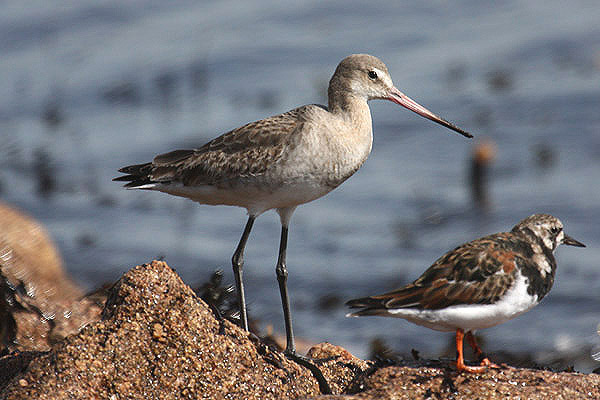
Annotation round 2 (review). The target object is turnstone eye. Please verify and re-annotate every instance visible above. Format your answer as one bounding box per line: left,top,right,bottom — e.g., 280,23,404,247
368,70,378,80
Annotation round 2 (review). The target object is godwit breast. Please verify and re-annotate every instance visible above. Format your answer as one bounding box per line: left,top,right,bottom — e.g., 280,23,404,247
114,54,472,359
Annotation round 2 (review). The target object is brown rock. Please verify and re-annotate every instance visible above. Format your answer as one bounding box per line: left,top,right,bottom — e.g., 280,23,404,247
0,202,102,352
311,361,600,399
0,352,43,389
0,261,325,399
307,342,371,394
0,202,67,291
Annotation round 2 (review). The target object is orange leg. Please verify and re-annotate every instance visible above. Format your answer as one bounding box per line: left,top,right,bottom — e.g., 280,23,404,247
465,331,500,368
455,328,486,373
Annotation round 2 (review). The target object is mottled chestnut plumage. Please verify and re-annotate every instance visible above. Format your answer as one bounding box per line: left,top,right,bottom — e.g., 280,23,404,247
115,54,472,361
347,213,584,372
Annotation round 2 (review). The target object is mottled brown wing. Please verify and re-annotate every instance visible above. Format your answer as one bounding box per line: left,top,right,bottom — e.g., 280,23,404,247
115,107,305,187
348,233,528,311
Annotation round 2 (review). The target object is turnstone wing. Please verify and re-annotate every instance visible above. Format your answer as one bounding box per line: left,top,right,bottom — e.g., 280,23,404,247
347,213,585,372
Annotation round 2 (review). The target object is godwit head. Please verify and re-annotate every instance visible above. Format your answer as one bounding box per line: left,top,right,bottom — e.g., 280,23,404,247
329,54,472,137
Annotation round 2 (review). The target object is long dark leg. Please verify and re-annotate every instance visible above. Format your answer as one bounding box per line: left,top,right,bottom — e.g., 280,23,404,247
274,212,332,394
276,224,296,354
232,216,255,331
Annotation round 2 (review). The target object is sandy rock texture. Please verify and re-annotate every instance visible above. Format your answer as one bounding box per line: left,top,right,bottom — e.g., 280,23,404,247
312,360,600,399
0,261,327,399
0,259,598,399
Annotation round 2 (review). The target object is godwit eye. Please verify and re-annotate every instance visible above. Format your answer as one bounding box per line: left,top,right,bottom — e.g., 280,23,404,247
368,70,378,80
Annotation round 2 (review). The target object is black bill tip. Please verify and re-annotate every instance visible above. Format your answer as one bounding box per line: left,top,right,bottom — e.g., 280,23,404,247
563,234,586,247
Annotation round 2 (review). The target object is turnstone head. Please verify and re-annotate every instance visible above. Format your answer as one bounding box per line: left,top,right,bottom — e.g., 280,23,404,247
346,213,585,372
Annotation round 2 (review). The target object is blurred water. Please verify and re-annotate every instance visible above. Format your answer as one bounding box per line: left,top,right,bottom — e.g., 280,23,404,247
1,1,599,371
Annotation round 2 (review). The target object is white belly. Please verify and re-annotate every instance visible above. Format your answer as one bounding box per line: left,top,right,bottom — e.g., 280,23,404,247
384,272,540,332
149,179,333,216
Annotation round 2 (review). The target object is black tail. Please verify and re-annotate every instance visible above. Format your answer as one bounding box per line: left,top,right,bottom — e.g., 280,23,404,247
346,296,386,309
345,296,389,317
346,283,425,317
113,162,154,188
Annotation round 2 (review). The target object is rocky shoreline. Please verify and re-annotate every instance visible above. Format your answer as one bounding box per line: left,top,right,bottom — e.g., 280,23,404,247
0,259,597,399
1,204,599,399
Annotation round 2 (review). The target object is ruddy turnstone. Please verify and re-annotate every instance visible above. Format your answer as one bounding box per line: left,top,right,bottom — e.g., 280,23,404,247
114,54,472,360
347,213,584,372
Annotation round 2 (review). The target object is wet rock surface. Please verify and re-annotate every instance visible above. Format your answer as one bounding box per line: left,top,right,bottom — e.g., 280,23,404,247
0,202,102,353
0,259,598,399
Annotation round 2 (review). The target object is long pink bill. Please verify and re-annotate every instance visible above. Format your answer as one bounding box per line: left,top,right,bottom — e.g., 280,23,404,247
388,87,473,138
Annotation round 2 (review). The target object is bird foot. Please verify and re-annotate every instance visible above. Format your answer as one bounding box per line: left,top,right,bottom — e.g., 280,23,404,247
479,357,501,369
285,350,338,365
456,357,501,373
285,350,333,394
456,361,488,373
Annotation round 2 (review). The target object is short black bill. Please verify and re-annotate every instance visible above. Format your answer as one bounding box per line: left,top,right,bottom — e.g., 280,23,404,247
563,234,585,247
